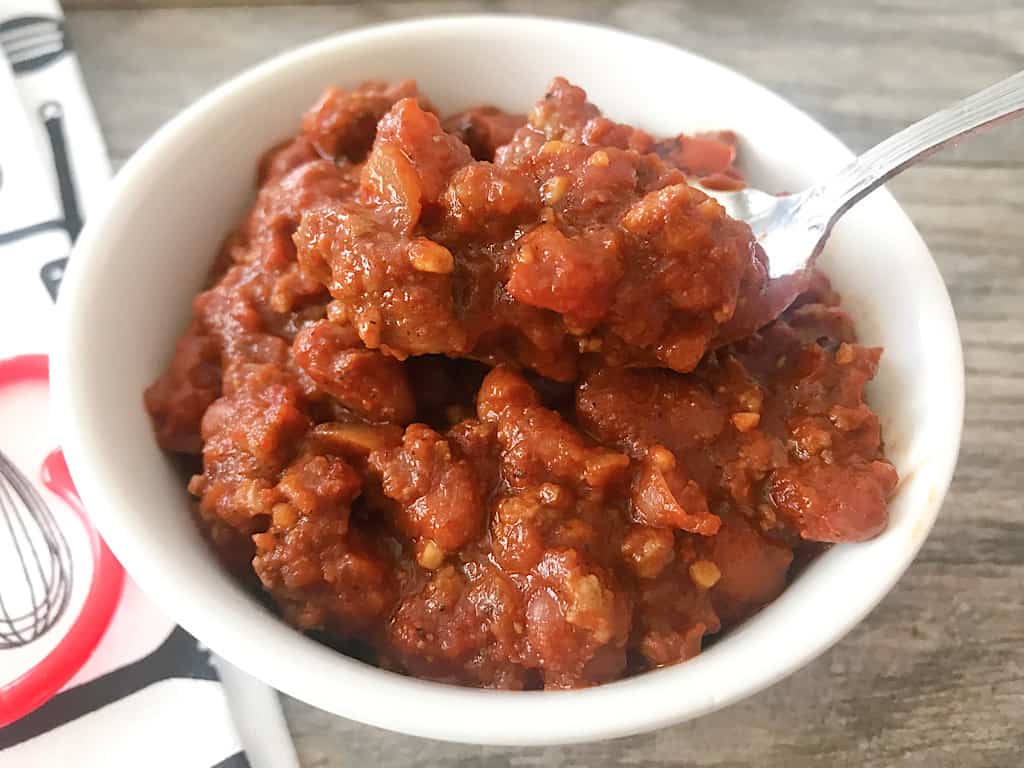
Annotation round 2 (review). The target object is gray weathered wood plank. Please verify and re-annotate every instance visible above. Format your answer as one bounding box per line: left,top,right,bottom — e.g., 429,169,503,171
63,1,1024,766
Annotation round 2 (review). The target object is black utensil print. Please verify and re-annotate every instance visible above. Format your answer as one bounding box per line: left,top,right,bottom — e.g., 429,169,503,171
35,100,83,301
0,219,64,247
0,625,220,749
0,100,82,300
0,449,73,649
40,101,82,241
39,256,67,302
0,15,69,74
0,16,83,299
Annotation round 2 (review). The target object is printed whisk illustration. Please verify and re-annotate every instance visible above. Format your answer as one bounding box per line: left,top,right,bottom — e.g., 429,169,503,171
0,448,73,649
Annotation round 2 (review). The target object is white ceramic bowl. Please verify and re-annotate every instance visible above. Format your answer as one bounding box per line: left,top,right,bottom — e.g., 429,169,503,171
52,15,964,745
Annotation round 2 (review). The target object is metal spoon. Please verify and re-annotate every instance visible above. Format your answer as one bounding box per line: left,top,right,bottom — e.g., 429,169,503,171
700,69,1024,330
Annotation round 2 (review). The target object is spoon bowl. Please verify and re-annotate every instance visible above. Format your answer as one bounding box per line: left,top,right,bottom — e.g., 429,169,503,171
702,69,1024,324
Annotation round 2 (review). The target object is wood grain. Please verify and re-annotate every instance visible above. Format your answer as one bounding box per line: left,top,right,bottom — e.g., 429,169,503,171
63,1,1024,766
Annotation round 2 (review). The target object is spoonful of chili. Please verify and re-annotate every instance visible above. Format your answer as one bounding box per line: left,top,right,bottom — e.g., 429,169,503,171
703,69,1024,341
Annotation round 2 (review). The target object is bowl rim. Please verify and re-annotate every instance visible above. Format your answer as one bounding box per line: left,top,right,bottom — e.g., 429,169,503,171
52,13,965,746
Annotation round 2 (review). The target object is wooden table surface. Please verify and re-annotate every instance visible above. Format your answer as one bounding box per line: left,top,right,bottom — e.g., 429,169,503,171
63,1,1024,765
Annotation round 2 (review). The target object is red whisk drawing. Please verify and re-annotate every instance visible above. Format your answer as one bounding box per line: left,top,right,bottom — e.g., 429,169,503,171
0,354,124,726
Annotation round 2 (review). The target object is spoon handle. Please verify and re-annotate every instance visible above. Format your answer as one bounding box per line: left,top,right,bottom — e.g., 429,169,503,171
818,69,1024,217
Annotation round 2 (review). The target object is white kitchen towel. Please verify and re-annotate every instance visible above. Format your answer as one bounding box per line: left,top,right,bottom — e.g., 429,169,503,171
0,3,299,767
